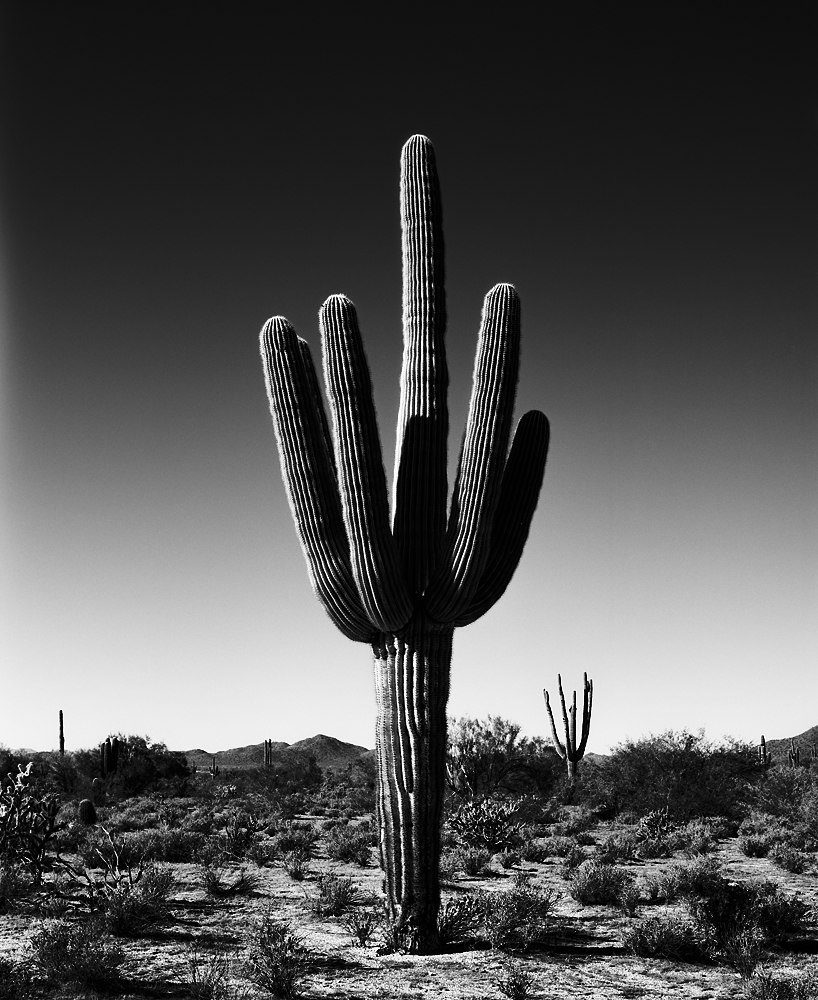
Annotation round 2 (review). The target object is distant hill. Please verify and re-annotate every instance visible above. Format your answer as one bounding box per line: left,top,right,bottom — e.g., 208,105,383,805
183,735,371,774
762,724,818,765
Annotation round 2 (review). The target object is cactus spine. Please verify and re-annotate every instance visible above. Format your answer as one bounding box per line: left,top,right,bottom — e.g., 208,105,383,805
543,673,594,780
758,735,771,766
59,710,65,757
259,136,549,952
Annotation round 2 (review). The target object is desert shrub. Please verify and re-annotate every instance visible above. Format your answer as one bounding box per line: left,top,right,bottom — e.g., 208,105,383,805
244,911,311,999
561,843,588,878
310,873,360,917
639,807,675,840
0,763,62,881
622,913,706,960
479,884,560,950
745,766,816,821
741,835,773,858
672,819,718,857
456,846,493,877
343,906,380,947
75,736,192,800
687,877,809,960
637,835,672,859
769,843,811,874
568,861,636,908
745,968,818,999
493,960,538,1000
29,918,124,990
177,942,234,1000
323,825,373,866
538,835,577,858
272,825,319,857
439,849,460,880
518,839,551,863
199,862,260,898
553,806,597,836
220,809,259,858
739,811,791,839
651,857,722,903
437,895,482,946
448,796,526,852
596,831,639,863
0,860,35,912
101,862,175,935
581,731,759,821
0,956,32,999
496,850,521,869
282,848,310,880
700,815,740,839
245,838,278,867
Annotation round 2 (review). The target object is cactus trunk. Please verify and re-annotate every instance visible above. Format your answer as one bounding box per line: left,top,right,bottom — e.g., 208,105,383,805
373,625,451,951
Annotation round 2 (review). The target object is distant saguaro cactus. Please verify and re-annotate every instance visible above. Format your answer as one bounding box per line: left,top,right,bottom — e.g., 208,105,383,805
543,673,594,780
259,136,549,951
788,739,801,768
209,756,220,777
264,739,273,768
757,735,772,767
59,710,65,757
100,737,120,779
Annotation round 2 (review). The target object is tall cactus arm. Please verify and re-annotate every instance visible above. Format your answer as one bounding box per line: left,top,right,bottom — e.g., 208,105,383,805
454,410,549,627
393,135,449,597
260,317,377,642
543,687,567,760
575,673,593,758
320,295,413,632
425,284,521,623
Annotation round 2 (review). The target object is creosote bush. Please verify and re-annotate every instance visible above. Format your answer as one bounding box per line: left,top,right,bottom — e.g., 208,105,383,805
479,884,560,950
622,913,706,961
568,861,637,909
323,825,373,866
244,910,311,999
29,918,124,991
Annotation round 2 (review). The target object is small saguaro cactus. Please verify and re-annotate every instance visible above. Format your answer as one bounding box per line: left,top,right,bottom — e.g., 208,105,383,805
543,673,594,780
788,739,801,768
259,135,549,952
757,735,772,766
59,710,65,757
209,756,220,777
264,739,274,768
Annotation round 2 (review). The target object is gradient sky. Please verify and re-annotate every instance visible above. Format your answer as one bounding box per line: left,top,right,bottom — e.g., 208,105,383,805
1,8,816,757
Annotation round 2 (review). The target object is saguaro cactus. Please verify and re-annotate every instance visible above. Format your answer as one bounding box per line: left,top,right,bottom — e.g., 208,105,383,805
788,739,801,768
757,735,772,766
543,673,593,780
259,136,549,952
59,710,65,757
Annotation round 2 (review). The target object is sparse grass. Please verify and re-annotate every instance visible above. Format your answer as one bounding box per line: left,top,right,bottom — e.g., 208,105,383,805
282,848,310,880
343,906,381,946
493,959,538,999
309,873,360,916
178,941,235,999
200,861,261,897
29,917,125,991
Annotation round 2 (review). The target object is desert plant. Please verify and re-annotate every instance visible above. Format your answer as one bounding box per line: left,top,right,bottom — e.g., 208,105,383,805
769,843,811,874
200,861,260,898
29,917,124,990
456,846,493,877
568,861,636,908
323,825,372,866
596,831,639,863
651,856,723,902
244,911,311,998
310,873,360,917
622,913,705,960
543,672,593,780
496,850,521,869
0,763,62,881
178,942,234,999
272,825,319,857
0,860,35,912
436,894,483,946
0,956,32,999
745,968,818,999
259,135,548,952
77,799,97,825
480,883,559,950
282,848,310,880
99,862,175,935
741,835,773,858
494,960,538,1000
343,906,380,947
449,796,527,853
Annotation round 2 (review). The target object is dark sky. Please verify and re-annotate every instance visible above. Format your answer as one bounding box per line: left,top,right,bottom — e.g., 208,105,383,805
2,6,816,753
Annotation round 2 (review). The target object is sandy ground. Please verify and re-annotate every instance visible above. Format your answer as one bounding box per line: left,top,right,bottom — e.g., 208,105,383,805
1,821,816,998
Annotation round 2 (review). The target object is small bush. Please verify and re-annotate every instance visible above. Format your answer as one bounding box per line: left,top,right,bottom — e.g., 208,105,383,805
480,884,560,950
282,848,310,880
496,850,521,869
177,942,234,1000
742,835,773,858
29,918,124,991
323,826,373,866
102,863,175,935
310,873,360,917
568,861,636,908
622,913,705,960
437,895,482,947
457,846,493,877
538,835,577,858
272,825,319,857
200,862,260,898
0,956,32,999
653,857,723,903
518,840,551,863
244,911,310,999
439,849,460,880
636,836,672,859
245,838,279,867
0,861,34,912
343,907,380,947
745,968,818,999
596,832,639,863
494,959,538,1000
672,819,718,857
769,843,811,874
561,843,587,878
